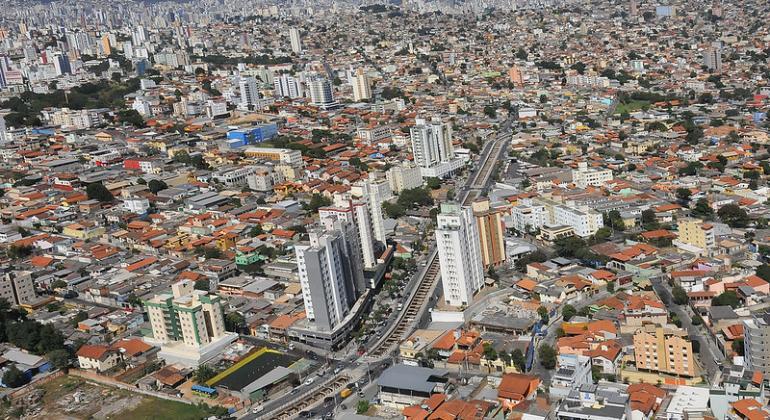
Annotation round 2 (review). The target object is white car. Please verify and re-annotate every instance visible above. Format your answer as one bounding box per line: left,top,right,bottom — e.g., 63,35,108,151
304,377,315,386
251,405,264,414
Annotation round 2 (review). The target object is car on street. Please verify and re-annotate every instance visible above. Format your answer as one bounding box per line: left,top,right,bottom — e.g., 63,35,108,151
304,377,315,385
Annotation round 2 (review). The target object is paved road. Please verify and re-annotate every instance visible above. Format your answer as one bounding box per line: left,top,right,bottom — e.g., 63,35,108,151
650,277,722,382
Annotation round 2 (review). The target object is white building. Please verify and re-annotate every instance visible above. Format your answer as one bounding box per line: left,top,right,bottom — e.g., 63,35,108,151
358,177,392,243
386,163,423,193
212,166,256,187
357,125,391,144
571,162,613,189
289,28,302,54
436,203,485,307
743,313,770,378
703,47,722,73
308,77,337,109
206,100,229,118
510,202,549,233
351,68,372,101
239,76,260,108
273,74,304,99
131,97,152,116
295,227,363,332
511,198,603,238
554,205,604,237
410,117,463,178
144,280,236,367
320,200,377,270
123,196,151,213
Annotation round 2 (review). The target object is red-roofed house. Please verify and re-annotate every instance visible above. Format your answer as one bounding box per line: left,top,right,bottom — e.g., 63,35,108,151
497,373,540,409
76,344,121,372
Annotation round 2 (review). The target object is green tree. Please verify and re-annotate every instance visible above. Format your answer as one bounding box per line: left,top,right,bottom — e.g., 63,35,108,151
692,198,714,218
2,365,29,387
116,109,145,127
641,209,657,228
482,342,498,361
7,245,33,260
562,304,577,321
515,250,549,271
537,306,549,324
382,202,406,219
46,349,71,370
511,348,526,371
397,187,434,209
755,265,770,282
304,193,332,213
86,182,113,202
712,291,740,308
225,312,245,332
672,285,689,305
51,280,68,289
675,188,692,204
483,105,497,118
717,204,749,228
202,247,223,259
194,364,217,383
194,279,210,291
607,281,615,292
71,311,89,327
732,338,744,356
691,313,703,325
593,227,611,243
147,179,168,194
538,344,557,369
357,400,370,414
426,177,441,190
250,225,264,237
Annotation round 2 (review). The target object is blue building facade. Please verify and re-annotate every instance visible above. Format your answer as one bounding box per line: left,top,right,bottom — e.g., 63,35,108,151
226,123,278,148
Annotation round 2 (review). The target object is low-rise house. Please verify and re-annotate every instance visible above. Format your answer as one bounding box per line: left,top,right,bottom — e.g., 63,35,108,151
76,344,121,372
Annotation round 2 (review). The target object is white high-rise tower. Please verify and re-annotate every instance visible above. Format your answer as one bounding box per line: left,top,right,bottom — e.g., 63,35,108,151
289,28,303,54
239,76,260,107
352,68,372,102
436,203,485,307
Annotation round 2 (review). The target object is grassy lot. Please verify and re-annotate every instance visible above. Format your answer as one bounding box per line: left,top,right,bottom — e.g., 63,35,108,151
117,398,215,420
615,100,650,114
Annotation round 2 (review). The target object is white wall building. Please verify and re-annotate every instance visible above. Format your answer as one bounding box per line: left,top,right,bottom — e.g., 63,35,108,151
386,163,424,193
308,77,336,109
289,28,302,54
351,68,372,101
359,177,392,243
239,76,260,108
410,117,463,178
436,203,485,307
510,203,549,233
554,205,604,237
320,200,377,270
273,74,304,99
571,162,613,189
295,227,362,332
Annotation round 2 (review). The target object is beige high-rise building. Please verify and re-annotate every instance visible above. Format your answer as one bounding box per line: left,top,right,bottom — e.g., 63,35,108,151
508,66,523,86
677,218,715,251
352,68,372,102
633,325,695,377
101,34,111,56
471,198,506,268
145,280,228,348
